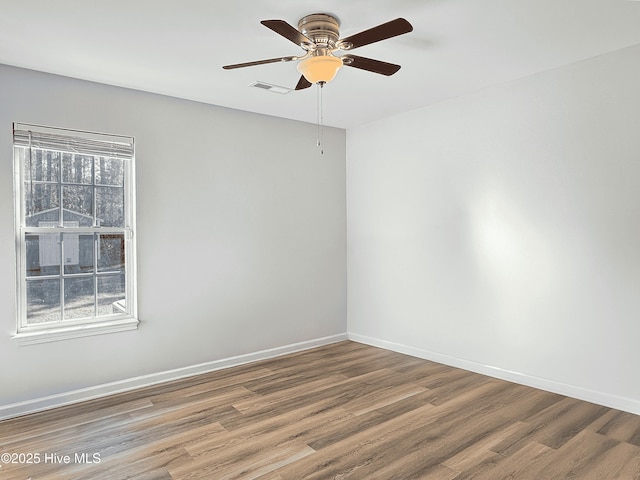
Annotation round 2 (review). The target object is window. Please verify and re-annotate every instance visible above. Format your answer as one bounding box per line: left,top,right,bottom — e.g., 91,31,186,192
12,123,138,345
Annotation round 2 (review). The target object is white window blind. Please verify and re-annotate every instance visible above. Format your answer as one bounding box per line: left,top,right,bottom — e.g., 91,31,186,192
13,123,134,160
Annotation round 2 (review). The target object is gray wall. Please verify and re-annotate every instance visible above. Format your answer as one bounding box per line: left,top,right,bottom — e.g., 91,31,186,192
0,64,347,408
347,45,640,413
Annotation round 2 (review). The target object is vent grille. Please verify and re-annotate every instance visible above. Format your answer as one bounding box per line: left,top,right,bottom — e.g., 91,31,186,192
249,81,292,94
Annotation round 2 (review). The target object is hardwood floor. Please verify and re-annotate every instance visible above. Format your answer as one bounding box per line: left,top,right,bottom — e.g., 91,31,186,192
1,341,639,479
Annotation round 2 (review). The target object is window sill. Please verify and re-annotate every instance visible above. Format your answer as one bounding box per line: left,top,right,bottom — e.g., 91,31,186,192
12,317,139,346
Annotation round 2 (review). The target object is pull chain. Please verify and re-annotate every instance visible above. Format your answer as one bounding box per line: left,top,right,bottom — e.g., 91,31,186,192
317,81,325,155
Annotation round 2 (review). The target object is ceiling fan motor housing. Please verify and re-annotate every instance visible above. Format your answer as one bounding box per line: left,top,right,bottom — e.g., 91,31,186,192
298,13,341,53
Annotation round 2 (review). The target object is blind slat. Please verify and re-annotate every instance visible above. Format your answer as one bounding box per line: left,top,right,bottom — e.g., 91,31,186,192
13,128,133,160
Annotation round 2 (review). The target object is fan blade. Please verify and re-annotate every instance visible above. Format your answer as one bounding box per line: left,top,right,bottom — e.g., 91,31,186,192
295,75,312,90
261,20,314,47
222,56,297,70
342,55,401,76
339,18,413,50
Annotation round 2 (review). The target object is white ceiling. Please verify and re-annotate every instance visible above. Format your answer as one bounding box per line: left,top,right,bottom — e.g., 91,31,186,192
2,0,640,129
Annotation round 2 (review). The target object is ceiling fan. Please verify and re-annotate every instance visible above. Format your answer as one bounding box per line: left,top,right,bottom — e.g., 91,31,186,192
222,13,413,90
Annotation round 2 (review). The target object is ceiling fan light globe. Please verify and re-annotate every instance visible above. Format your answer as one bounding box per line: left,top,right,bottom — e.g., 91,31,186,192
297,56,343,84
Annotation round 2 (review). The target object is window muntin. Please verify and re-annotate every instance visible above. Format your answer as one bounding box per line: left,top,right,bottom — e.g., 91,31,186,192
13,124,137,339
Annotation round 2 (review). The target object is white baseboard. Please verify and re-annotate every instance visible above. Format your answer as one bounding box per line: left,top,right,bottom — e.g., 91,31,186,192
0,333,348,421
6,332,638,421
348,333,640,416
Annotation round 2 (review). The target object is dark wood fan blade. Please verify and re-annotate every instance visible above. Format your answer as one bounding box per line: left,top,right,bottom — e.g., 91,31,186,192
295,75,312,90
222,56,297,70
339,18,413,50
342,55,401,76
261,20,314,47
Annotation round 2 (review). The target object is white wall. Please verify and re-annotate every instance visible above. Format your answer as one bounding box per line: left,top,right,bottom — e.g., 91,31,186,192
347,45,640,413
0,65,346,412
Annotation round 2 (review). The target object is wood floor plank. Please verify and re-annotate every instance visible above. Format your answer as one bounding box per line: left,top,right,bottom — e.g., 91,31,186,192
488,383,566,421
0,397,154,444
441,420,529,472
520,429,620,479
452,441,556,480
264,402,443,480
173,443,316,480
219,368,404,432
1,340,639,480
579,440,640,479
182,400,355,459
490,395,611,454
368,460,461,480
594,409,640,446
340,383,428,416
231,373,349,414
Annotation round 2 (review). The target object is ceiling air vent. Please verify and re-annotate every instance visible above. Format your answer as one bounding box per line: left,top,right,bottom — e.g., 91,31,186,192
249,81,292,94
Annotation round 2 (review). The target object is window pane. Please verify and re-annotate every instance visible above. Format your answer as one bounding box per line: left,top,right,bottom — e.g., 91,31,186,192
98,234,125,272
96,186,124,227
28,149,60,182
62,153,93,184
64,277,95,320
27,278,61,324
63,185,93,220
95,157,124,186
25,234,42,277
25,184,60,226
64,233,95,274
26,233,61,276
97,274,126,316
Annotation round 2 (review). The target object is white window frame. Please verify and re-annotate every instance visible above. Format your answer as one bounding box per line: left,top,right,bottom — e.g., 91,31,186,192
12,123,138,346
